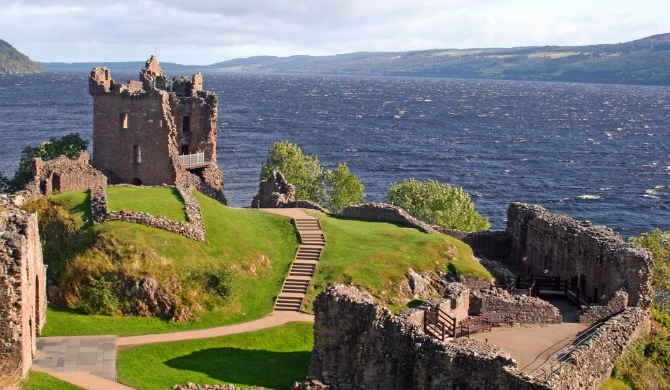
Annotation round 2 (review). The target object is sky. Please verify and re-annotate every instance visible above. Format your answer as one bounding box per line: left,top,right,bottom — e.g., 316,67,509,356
1,0,669,65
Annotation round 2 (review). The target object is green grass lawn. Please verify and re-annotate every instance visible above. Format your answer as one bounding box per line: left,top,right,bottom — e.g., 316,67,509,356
117,322,313,390
303,213,492,311
43,190,300,337
598,378,632,390
106,186,188,222
23,371,86,390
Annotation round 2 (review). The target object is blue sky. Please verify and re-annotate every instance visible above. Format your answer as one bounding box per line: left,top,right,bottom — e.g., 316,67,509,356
1,0,668,64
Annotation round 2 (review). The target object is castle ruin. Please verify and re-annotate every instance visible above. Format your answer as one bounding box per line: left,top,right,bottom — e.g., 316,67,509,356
89,56,226,203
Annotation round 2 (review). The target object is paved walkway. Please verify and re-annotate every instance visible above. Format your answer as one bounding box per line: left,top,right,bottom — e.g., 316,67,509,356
33,335,117,381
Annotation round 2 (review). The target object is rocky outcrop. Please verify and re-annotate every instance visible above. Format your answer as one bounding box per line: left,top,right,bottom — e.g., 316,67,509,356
252,171,295,208
0,206,47,377
305,285,549,390
114,275,178,319
469,287,563,324
90,186,206,242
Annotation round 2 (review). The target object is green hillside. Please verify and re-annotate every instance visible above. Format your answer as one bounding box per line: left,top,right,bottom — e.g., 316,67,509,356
35,188,487,336
0,39,46,73
206,33,670,86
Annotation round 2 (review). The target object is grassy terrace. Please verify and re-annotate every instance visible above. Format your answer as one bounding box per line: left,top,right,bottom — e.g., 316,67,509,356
42,189,300,336
106,186,188,222
303,212,492,311
117,322,313,390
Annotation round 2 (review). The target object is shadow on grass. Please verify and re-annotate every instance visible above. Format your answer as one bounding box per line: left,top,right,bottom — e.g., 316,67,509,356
165,347,311,390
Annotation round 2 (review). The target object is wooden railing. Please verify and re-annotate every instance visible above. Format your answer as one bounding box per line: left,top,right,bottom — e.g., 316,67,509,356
423,307,456,341
508,275,592,306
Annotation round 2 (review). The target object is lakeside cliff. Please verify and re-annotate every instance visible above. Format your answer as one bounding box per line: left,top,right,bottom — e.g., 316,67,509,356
0,39,46,74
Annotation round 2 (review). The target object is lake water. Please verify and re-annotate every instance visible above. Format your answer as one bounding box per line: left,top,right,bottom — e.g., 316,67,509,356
1,70,668,237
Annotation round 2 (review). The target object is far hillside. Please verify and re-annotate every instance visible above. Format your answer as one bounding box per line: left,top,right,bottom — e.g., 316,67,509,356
32,187,489,336
0,39,46,73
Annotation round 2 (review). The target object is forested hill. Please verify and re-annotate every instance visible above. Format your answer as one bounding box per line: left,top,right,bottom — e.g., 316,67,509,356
206,32,670,86
0,39,46,73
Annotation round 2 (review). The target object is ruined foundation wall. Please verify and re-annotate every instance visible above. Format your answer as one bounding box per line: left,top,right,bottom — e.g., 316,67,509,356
307,285,549,390
544,308,648,390
506,203,654,308
469,288,563,324
0,208,47,377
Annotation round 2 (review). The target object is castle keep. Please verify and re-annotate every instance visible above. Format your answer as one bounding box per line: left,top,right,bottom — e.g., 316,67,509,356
88,56,226,203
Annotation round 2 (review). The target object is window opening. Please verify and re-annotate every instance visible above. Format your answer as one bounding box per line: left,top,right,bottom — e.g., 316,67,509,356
182,116,190,132
182,145,189,155
133,145,141,163
120,114,128,129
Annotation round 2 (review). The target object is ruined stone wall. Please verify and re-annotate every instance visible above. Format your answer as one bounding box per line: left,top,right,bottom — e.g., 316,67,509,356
13,151,107,205
578,290,629,324
340,203,439,233
252,171,295,208
469,287,563,324
542,308,648,390
0,207,47,377
506,202,654,308
90,186,205,242
306,285,550,390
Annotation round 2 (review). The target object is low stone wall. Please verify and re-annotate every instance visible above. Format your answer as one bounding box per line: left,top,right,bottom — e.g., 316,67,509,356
340,202,439,233
279,199,329,213
173,384,268,390
578,290,629,324
469,288,562,324
305,285,550,390
90,186,206,242
543,308,648,390
0,207,47,377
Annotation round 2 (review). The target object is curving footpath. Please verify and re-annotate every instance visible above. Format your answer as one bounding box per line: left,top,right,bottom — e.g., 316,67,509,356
32,208,317,390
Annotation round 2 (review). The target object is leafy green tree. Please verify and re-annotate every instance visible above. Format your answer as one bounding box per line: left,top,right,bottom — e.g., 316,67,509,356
629,229,670,314
261,141,325,203
385,178,489,232
260,141,366,211
324,163,366,213
0,132,89,193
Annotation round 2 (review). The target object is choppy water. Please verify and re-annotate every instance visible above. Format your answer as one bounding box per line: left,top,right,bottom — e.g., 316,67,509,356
1,71,669,237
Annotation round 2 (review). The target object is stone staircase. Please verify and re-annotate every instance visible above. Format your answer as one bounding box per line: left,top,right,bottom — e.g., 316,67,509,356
274,218,325,312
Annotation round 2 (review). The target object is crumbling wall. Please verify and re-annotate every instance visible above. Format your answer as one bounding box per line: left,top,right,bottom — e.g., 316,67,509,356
14,151,107,204
0,207,47,377
90,186,205,242
306,285,550,390
578,290,629,324
542,308,648,390
506,203,654,308
251,171,295,208
340,203,439,233
469,287,563,324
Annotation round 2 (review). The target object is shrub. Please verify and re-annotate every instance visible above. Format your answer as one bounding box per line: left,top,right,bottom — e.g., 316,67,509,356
260,141,366,211
187,265,236,303
385,178,490,232
72,278,120,316
629,229,670,314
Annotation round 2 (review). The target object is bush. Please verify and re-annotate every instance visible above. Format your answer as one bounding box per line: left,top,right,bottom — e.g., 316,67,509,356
385,178,489,232
629,229,670,314
188,265,236,302
260,141,366,212
73,278,120,316
0,132,88,193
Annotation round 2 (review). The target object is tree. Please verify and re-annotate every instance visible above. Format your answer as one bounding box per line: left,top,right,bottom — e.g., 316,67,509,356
260,141,366,211
0,132,89,193
324,163,366,213
385,178,489,232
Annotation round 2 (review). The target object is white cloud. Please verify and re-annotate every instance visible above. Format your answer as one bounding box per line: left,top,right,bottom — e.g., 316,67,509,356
0,0,668,64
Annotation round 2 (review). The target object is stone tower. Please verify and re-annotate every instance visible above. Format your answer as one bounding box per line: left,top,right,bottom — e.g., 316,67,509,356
88,56,226,203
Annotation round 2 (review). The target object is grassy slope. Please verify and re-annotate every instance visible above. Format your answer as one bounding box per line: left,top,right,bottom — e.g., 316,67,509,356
106,187,188,222
303,213,492,311
117,322,313,390
42,190,300,336
598,379,632,390
23,372,86,390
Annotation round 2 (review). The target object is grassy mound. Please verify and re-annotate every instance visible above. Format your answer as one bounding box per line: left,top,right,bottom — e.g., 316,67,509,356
303,213,492,311
40,189,300,336
106,186,188,222
117,322,313,390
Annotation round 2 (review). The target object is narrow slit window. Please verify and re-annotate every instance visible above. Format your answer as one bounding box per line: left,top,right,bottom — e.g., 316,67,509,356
133,145,141,163
182,116,190,132
120,114,128,129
